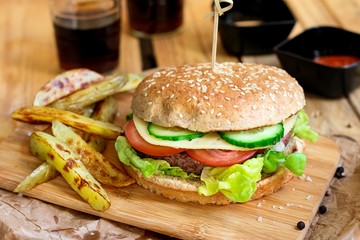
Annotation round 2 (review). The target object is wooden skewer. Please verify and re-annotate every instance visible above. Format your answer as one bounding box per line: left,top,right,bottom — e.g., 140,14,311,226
211,0,234,70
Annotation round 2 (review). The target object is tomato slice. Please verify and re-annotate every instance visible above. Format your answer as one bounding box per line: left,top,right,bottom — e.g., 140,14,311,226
125,120,184,156
186,149,257,167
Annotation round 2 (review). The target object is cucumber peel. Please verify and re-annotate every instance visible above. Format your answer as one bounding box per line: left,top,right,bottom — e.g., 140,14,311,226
219,124,284,148
148,123,205,141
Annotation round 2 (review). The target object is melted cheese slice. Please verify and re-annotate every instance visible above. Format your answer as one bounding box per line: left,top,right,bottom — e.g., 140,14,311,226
133,115,297,150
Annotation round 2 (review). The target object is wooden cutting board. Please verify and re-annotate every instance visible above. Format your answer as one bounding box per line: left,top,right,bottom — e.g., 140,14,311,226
0,93,340,240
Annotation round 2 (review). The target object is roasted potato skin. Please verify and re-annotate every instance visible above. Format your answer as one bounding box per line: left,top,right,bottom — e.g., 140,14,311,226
52,120,134,187
30,131,111,211
11,106,122,139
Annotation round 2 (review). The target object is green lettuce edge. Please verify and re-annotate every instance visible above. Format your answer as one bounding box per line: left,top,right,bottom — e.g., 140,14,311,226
293,110,318,142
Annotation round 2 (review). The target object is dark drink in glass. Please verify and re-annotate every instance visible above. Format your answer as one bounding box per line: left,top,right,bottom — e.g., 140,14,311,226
51,0,121,73
127,0,184,37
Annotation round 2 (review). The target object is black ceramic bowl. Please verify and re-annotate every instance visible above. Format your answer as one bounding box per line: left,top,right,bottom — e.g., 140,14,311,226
274,26,360,98
218,0,295,56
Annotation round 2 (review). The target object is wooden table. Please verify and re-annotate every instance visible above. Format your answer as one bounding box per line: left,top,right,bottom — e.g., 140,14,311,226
0,0,360,239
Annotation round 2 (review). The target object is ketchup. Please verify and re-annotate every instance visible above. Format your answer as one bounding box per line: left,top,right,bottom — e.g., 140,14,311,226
314,55,360,67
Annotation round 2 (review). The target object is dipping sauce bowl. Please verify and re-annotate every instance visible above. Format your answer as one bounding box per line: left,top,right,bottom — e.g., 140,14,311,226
218,0,295,56
274,26,360,98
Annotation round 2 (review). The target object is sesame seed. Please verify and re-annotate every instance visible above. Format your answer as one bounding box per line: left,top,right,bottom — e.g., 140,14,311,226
305,176,313,182
201,85,207,92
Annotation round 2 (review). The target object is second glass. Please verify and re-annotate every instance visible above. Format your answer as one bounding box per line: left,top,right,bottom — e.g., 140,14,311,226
126,0,184,38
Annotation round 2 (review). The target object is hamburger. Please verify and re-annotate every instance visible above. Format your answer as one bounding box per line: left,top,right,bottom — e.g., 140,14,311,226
115,62,318,205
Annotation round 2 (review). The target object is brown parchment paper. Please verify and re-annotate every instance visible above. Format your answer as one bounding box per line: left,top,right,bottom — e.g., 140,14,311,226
0,189,174,240
1,135,359,240
306,135,360,240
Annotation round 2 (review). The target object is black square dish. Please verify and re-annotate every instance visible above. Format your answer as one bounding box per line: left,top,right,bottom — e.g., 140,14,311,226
218,0,295,56
274,26,360,98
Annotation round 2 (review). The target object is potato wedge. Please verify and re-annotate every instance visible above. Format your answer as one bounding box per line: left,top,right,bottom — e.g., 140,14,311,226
33,69,104,106
116,73,144,92
86,96,118,152
52,120,134,187
14,162,59,193
30,131,111,211
11,106,122,139
49,73,144,112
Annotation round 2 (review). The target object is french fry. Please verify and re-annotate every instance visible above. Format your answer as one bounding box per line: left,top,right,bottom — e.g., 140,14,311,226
30,131,111,211
49,73,144,112
33,69,104,107
86,96,118,152
116,73,144,92
14,162,59,193
51,120,134,187
11,106,122,139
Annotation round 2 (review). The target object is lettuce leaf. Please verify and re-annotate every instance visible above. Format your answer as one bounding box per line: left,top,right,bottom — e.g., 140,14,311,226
114,136,198,179
261,149,306,176
293,110,318,142
198,157,263,202
260,110,315,176
115,136,264,202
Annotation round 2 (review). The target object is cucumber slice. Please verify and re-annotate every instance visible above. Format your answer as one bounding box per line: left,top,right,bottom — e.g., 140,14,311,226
219,124,284,148
147,123,205,141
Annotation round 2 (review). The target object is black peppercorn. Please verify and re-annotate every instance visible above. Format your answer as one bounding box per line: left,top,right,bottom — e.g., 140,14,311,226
318,205,327,214
297,221,305,230
335,166,345,179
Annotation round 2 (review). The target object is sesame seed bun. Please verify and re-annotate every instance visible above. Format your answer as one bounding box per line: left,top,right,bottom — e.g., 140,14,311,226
131,62,305,132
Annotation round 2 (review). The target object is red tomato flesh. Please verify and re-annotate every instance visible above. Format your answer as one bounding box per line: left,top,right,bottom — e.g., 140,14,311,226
186,149,257,167
125,120,184,156
125,120,257,166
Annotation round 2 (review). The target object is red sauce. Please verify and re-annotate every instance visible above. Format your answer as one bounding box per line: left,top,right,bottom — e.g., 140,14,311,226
314,55,360,67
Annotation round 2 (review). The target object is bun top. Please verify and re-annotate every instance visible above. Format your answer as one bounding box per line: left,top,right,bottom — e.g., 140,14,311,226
131,62,305,132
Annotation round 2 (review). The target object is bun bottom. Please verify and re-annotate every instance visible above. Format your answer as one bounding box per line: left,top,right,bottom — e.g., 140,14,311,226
123,164,294,205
